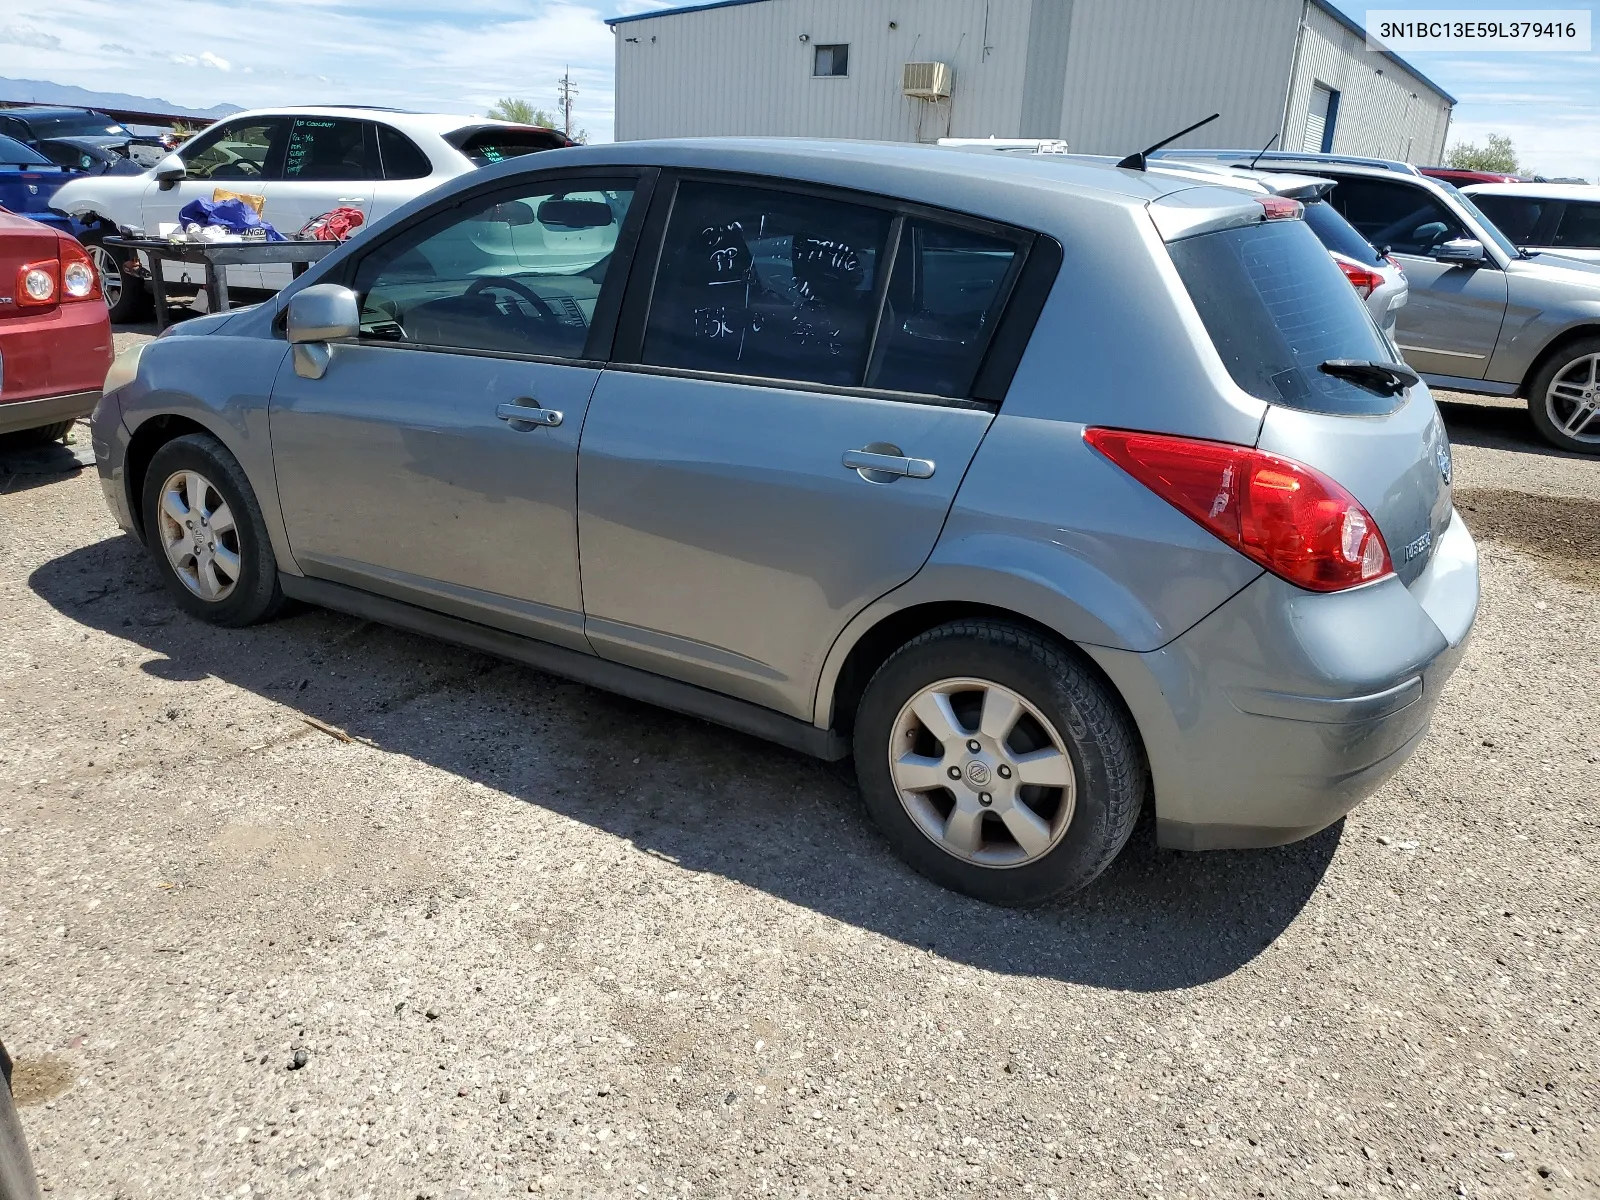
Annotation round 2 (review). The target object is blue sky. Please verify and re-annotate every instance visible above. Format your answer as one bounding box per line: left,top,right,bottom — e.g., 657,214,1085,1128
2,0,1596,178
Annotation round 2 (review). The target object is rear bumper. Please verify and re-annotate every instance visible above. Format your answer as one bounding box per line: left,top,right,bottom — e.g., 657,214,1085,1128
0,387,99,436
1086,509,1479,850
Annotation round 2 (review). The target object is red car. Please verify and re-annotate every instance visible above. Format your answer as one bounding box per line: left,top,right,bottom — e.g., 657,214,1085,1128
1418,167,1527,187
0,206,113,442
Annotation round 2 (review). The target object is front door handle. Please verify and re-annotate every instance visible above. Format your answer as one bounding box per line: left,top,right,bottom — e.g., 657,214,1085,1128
842,447,935,481
496,401,563,429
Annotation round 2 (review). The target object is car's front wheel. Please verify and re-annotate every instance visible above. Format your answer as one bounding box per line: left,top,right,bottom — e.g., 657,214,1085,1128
852,620,1147,906
140,433,284,627
1529,337,1600,454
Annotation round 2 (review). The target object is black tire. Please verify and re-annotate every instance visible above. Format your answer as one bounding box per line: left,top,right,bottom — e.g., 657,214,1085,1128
1527,335,1600,454
140,433,284,627
81,227,152,325
8,421,74,444
852,620,1147,906
0,1042,42,1200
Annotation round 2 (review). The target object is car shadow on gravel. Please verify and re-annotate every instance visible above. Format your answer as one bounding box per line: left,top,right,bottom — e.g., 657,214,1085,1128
0,429,95,496
1435,397,1592,459
30,535,1339,992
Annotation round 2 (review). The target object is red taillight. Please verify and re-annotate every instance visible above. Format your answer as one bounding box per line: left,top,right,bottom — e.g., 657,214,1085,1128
1257,195,1303,221
59,239,100,301
16,258,59,309
1084,428,1393,592
1331,252,1384,300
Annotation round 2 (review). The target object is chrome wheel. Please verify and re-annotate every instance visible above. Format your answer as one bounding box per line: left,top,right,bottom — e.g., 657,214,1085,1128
1546,352,1600,444
156,469,241,601
888,677,1076,868
88,243,122,312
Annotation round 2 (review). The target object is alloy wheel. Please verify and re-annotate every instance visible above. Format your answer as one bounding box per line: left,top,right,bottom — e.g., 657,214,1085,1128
156,469,241,601
888,676,1077,868
88,243,122,312
1545,352,1600,444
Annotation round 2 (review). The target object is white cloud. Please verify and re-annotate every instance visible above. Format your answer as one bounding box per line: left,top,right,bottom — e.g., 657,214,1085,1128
0,23,63,51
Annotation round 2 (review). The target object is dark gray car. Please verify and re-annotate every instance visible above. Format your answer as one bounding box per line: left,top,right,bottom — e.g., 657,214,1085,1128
92,140,1478,905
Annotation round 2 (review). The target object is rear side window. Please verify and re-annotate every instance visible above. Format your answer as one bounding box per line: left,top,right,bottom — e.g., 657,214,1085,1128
642,180,893,388
283,118,375,181
1169,218,1401,416
376,125,432,180
1554,202,1600,250
1470,194,1550,244
1301,199,1383,267
1325,177,1464,256
866,220,1020,396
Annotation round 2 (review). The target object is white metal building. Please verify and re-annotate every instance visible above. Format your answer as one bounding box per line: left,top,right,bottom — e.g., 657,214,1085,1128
608,0,1454,164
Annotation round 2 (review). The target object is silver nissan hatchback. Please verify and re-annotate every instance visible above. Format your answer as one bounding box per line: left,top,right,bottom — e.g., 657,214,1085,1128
92,140,1479,906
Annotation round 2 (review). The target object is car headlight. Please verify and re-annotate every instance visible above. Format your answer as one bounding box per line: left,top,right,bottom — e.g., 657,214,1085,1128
103,342,145,395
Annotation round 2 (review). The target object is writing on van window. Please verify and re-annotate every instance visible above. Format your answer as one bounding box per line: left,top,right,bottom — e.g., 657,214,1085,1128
643,183,892,388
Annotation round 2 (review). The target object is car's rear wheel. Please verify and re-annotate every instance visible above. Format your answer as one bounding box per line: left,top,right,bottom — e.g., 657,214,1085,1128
0,1041,41,1200
852,620,1146,906
1529,337,1600,454
140,434,284,627
82,228,151,324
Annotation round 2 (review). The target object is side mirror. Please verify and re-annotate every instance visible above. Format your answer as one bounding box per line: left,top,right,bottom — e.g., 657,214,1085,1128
153,153,186,186
286,284,359,380
1433,238,1485,264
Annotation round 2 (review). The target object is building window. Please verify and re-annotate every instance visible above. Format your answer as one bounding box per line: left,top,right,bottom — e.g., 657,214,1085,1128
813,44,849,77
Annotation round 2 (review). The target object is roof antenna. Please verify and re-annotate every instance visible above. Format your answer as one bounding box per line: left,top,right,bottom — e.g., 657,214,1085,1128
1248,132,1280,170
1116,112,1220,171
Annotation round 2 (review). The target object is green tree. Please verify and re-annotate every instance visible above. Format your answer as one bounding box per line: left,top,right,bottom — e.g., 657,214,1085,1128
1445,133,1519,174
487,98,556,128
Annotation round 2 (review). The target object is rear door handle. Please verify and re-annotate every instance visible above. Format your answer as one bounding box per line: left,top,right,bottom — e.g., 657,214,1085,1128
496,401,563,428
842,448,935,480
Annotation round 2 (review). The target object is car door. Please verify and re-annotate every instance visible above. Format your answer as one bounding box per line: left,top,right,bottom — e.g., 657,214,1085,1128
256,117,378,289
268,170,652,650
143,116,287,291
370,122,444,224
1325,175,1508,379
577,176,1028,718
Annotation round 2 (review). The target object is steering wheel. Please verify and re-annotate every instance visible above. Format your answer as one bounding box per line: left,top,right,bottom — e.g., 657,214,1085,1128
464,276,561,324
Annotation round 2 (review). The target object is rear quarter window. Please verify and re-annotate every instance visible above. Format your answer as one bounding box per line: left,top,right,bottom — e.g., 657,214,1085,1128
1168,218,1402,416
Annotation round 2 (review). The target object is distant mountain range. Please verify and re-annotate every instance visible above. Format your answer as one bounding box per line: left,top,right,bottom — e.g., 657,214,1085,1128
0,77,241,121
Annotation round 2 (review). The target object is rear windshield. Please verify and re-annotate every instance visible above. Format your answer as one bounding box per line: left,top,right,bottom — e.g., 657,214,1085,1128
1302,198,1383,267
448,125,568,167
0,134,50,166
1168,218,1401,416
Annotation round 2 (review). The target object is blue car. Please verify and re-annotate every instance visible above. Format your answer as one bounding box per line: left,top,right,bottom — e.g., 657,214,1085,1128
0,133,80,236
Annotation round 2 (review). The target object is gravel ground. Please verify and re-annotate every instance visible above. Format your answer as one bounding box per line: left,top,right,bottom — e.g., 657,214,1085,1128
1,353,1596,1198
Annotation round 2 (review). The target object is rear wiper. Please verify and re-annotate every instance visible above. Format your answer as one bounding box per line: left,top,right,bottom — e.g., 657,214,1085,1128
1319,358,1420,396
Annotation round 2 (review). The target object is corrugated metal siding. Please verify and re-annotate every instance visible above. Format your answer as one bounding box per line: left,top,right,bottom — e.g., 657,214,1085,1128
1056,0,1303,156
1284,0,1453,162
612,0,1032,143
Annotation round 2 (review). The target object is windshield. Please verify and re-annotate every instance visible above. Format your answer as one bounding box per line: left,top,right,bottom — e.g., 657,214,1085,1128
0,134,51,166
1302,198,1384,267
1435,179,1521,258
1169,218,1402,416
30,113,130,140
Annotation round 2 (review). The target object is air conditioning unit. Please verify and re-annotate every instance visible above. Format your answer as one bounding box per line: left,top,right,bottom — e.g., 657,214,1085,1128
902,61,953,100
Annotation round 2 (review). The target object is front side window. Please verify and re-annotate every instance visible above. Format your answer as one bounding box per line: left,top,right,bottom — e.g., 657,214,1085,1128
181,119,285,182
642,181,891,388
1327,177,1465,257
1469,194,1550,245
283,118,375,181
1554,202,1600,250
354,182,635,358
814,44,849,76
867,220,1019,396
